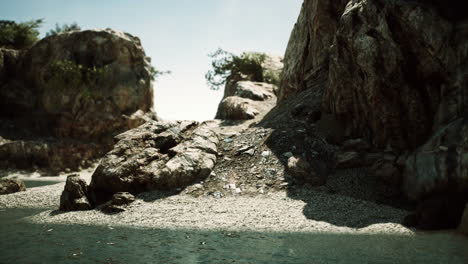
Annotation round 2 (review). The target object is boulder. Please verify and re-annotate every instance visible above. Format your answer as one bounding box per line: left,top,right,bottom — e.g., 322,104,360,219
88,120,219,205
103,192,136,213
59,174,92,211
0,178,26,195
215,81,277,120
216,96,260,120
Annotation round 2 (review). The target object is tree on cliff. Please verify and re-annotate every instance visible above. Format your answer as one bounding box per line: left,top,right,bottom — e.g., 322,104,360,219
205,48,269,90
46,22,81,37
0,19,43,49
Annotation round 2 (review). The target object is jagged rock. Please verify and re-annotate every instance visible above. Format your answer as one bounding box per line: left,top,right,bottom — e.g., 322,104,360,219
89,120,219,205
59,174,92,211
459,204,468,235
0,178,26,195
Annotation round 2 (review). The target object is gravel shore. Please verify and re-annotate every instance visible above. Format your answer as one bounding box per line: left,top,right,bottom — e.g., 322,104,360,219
1,169,412,235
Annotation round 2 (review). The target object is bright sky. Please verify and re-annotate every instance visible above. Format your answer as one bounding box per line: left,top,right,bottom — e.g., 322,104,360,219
1,0,302,121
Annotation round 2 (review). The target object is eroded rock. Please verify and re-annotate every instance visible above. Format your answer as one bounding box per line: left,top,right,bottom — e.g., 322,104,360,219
59,174,92,211
89,120,219,205
0,178,26,195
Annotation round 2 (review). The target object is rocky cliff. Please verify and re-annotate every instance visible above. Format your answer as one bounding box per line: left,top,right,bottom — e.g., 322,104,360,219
278,0,468,229
0,29,156,173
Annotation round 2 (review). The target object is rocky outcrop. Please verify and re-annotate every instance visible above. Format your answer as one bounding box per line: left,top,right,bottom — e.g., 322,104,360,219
88,120,219,205
59,174,92,211
215,55,282,120
0,178,26,195
279,0,468,229
0,29,157,173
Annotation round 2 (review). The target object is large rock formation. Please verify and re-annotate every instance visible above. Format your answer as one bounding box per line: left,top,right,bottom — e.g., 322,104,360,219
88,120,219,205
278,0,468,229
0,29,156,173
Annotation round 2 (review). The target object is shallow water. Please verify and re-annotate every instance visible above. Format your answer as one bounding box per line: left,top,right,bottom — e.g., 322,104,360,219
1,208,468,264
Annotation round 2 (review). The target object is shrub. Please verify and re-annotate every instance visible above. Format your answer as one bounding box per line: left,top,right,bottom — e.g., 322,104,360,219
149,66,170,81
0,19,43,49
205,48,269,90
46,22,81,37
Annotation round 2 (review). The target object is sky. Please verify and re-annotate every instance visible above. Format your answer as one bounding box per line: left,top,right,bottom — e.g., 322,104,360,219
1,0,303,121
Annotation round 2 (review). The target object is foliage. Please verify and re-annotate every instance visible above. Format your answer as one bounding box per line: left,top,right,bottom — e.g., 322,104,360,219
46,22,81,37
205,48,270,90
47,60,111,96
150,66,171,81
0,19,43,49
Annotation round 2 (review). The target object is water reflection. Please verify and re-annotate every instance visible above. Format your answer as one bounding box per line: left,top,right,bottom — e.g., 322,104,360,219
1,209,467,264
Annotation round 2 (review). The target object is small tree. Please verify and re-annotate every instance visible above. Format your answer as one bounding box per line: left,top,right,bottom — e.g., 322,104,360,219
205,48,267,90
0,19,43,49
46,22,81,37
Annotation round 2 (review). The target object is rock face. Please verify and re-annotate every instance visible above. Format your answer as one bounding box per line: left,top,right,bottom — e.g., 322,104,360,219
88,120,219,205
279,0,348,100
279,0,468,229
0,29,156,173
0,178,26,195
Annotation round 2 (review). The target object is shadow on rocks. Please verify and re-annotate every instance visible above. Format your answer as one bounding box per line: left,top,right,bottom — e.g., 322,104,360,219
257,87,410,228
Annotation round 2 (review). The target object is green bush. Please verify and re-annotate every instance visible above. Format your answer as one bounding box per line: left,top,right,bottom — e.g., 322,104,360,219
149,66,170,81
0,19,43,49
46,22,81,37
205,48,269,90
46,60,111,97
